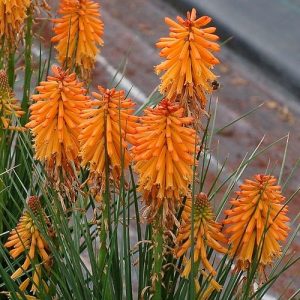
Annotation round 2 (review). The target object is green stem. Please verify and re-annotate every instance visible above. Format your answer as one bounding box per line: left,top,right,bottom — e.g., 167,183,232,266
152,209,164,300
98,108,111,295
22,5,33,121
98,199,108,274
7,48,15,88
98,132,110,274
130,166,144,299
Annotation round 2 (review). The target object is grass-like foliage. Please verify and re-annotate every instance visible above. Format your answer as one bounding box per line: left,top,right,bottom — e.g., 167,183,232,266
0,2,299,300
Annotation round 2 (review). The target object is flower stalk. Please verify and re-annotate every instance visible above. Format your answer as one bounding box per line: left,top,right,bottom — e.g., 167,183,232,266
22,4,34,119
97,108,111,280
152,208,164,300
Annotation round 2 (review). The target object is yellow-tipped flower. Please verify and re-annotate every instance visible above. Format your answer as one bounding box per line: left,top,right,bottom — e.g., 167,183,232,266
0,0,30,49
132,99,198,222
194,271,223,300
26,65,90,183
79,86,137,201
175,193,227,278
0,70,25,131
52,0,104,79
4,196,53,296
155,8,220,114
224,174,290,271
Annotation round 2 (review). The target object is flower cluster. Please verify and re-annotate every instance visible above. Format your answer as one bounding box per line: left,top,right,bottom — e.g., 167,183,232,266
0,0,30,49
224,174,290,271
132,99,198,223
26,66,90,188
4,196,54,297
52,0,104,79
155,8,220,117
0,70,25,131
175,193,227,278
79,86,137,200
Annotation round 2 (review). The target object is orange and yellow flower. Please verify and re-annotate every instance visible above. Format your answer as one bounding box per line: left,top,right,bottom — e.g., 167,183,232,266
0,0,30,49
175,193,227,278
26,65,90,184
155,8,220,115
132,99,198,222
52,0,104,79
224,174,290,271
0,70,25,131
79,86,137,201
194,272,223,300
4,196,53,296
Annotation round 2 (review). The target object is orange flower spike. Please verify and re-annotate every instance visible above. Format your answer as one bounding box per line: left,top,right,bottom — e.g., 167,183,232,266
79,86,138,200
26,65,90,179
4,196,53,295
224,174,290,271
155,8,220,111
175,193,227,278
0,70,25,131
0,0,30,48
52,0,104,79
132,99,198,221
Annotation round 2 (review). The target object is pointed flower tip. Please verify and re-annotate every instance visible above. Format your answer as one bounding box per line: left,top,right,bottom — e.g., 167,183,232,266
52,0,104,79
156,8,220,116
195,191,209,207
27,196,42,215
0,70,9,91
